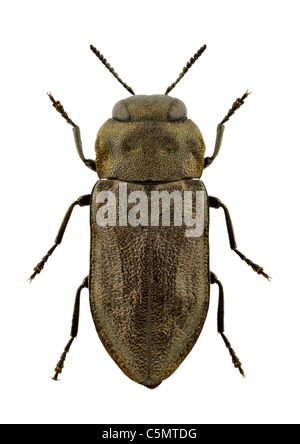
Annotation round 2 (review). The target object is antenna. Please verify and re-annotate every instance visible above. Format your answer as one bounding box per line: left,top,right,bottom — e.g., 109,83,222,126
165,44,207,95
90,44,135,95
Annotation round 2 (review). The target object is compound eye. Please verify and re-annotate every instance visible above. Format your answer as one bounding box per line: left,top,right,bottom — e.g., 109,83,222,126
168,98,187,121
112,100,130,121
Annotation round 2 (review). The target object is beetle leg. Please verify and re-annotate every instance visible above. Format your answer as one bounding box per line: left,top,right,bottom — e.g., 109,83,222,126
28,194,90,282
209,196,271,280
52,276,88,381
47,93,96,171
210,272,245,378
204,123,225,169
204,91,250,168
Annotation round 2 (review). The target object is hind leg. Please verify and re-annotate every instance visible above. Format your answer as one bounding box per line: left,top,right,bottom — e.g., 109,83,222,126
210,271,245,377
52,276,88,381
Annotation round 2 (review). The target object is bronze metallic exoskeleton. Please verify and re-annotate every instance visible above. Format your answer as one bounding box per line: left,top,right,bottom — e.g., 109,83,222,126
29,44,270,388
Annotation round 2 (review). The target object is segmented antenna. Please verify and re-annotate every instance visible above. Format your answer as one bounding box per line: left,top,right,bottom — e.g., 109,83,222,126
165,44,207,95
90,44,135,95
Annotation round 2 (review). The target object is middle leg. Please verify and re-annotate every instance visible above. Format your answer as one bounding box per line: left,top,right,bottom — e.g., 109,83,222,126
209,196,270,280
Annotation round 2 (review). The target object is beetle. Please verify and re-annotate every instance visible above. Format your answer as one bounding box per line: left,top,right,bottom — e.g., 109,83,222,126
29,44,270,388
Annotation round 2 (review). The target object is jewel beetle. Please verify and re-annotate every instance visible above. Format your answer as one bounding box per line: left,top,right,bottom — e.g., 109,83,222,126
29,44,270,388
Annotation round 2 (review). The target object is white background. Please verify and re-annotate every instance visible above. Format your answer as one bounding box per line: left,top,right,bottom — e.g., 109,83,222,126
0,0,299,425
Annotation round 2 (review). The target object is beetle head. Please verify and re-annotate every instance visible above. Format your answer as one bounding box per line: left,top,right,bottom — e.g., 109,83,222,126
91,44,207,181
95,95,206,181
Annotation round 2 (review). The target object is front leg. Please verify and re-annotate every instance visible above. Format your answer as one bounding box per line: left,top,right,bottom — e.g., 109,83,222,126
47,93,96,172
28,194,90,282
209,196,271,281
204,91,250,169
